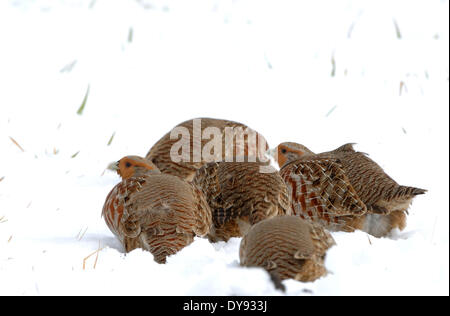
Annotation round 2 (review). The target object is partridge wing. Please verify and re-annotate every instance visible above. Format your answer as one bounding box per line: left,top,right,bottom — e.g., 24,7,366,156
280,158,367,221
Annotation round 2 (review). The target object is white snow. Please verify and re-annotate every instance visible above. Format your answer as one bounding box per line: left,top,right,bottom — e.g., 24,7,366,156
0,0,448,296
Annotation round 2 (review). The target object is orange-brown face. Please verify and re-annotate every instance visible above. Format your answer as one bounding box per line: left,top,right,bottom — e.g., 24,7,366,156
113,156,158,180
275,143,311,168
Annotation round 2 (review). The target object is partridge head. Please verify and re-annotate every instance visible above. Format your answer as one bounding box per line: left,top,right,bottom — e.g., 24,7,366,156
273,142,316,168
107,155,161,179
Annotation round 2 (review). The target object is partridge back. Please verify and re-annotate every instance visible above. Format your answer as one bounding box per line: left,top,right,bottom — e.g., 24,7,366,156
317,144,426,214
280,158,367,232
239,216,335,282
102,174,212,263
146,118,269,181
193,161,291,241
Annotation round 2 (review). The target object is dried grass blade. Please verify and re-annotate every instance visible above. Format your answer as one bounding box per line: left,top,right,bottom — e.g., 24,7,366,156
77,85,90,115
83,244,105,270
9,136,25,152
107,132,116,146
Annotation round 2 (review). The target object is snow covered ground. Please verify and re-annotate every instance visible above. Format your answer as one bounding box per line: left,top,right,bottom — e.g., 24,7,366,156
0,0,448,296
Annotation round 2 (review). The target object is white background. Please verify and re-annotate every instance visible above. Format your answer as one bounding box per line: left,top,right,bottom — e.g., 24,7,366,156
0,0,448,295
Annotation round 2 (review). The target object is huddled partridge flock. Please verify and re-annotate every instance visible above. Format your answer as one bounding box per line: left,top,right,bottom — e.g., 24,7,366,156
102,117,426,284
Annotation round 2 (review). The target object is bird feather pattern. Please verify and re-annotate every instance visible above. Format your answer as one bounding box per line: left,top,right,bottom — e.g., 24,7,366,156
193,161,291,242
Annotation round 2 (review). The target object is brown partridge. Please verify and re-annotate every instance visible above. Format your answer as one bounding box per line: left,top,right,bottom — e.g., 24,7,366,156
273,142,426,237
192,161,291,242
103,156,212,263
239,216,335,282
146,118,270,181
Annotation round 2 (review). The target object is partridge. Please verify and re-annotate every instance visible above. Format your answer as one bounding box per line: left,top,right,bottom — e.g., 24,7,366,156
103,156,212,263
192,161,291,242
146,118,270,181
239,216,335,283
273,142,426,237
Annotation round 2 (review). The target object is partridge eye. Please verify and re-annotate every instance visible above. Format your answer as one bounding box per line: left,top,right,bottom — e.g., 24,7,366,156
281,148,287,154
125,162,132,168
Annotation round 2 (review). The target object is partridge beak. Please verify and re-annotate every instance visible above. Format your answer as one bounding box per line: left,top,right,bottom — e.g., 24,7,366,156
107,161,119,171
266,148,276,158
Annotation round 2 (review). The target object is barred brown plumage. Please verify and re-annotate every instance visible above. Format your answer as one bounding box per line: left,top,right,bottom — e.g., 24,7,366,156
239,216,335,282
103,156,212,263
192,161,291,242
274,142,426,237
145,118,269,181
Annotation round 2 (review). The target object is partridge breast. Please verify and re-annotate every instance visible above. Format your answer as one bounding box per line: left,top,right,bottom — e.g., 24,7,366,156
102,174,212,263
239,216,335,282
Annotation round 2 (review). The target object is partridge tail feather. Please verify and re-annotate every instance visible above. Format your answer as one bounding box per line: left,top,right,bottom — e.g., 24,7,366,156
388,185,427,201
